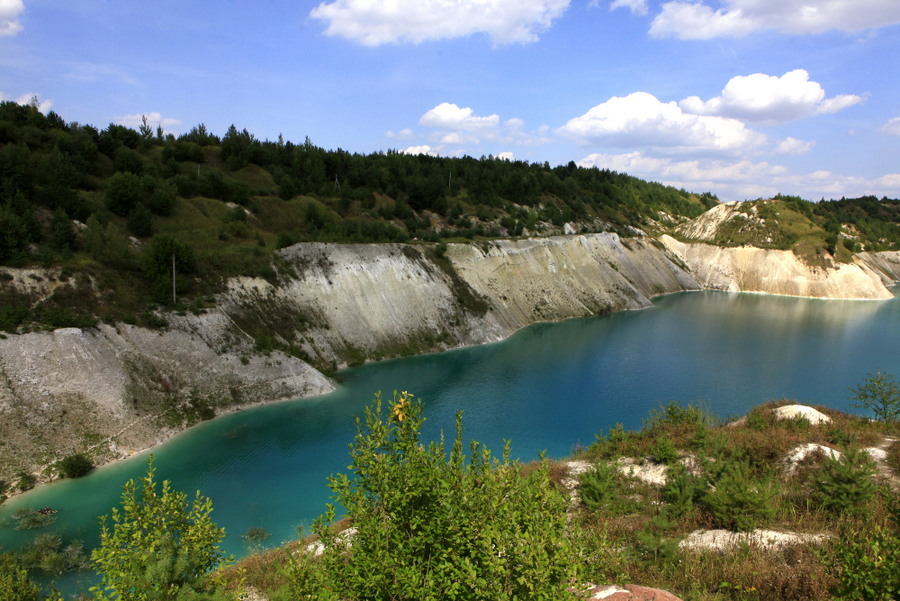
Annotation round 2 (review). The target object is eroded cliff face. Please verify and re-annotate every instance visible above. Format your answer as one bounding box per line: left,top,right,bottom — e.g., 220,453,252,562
220,233,700,366
0,316,334,479
660,235,895,300
1,232,897,485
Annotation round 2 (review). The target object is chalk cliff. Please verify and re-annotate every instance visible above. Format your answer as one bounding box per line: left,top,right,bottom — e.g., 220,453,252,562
660,235,895,300
1,231,897,485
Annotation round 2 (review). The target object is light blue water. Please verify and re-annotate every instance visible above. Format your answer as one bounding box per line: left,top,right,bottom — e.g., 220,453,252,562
1,289,899,594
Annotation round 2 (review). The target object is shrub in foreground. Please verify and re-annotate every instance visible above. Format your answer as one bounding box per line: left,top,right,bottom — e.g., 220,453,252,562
91,457,230,600
287,391,578,601
826,492,900,600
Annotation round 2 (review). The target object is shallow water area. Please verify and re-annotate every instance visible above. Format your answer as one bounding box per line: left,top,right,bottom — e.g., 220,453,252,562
2,288,899,594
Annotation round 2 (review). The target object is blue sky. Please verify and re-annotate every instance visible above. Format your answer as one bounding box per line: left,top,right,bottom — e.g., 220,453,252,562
1,0,899,202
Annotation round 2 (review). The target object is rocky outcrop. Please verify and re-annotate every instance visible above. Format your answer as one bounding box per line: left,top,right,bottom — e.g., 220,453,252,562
0,318,333,477
857,250,900,285
680,529,829,552
674,201,765,243
660,235,894,299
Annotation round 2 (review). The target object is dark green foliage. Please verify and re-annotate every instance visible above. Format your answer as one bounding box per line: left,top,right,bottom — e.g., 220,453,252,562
644,399,715,430
850,369,900,422
105,171,144,216
15,513,56,530
241,527,272,544
0,204,34,262
0,553,41,601
662,463,703,518
826,492,900,600
91,457,230,601
652,436,679,465
126,203,154,237
16,470,36,492
287,392,578,601
18,532,91,574
745,408,769,430
143,234,196,280
145,177,177,216
633,515,680,566
814,446,877,516
50,208,75,253
703,458,777,531
579,461,618,512
57,452,93,478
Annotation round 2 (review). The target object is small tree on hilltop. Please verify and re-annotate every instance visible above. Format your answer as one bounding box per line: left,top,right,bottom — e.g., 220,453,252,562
91,456,229,601
850,369,900,422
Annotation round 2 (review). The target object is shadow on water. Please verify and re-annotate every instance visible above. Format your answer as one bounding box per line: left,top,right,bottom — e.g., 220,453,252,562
1,289,899,594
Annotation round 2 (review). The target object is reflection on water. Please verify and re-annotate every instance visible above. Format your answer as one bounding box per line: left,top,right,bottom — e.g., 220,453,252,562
1,289,899,594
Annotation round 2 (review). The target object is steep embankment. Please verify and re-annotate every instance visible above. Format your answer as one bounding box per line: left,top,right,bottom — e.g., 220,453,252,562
661,235,896,299
221,233,699,366
663,198,900,299
0,233,698,484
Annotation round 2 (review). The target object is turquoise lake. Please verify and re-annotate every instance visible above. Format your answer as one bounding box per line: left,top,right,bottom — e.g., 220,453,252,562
2,288,899,593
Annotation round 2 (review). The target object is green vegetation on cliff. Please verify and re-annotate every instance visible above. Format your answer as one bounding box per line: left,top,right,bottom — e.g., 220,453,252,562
1,100,717,333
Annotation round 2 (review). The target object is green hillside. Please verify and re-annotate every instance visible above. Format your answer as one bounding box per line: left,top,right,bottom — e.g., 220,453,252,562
0,101,716,334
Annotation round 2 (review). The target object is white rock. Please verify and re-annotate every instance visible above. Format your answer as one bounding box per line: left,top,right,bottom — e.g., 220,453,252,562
783,443,841,476
864,447,888,461
774,405,832,425
680,529,829,552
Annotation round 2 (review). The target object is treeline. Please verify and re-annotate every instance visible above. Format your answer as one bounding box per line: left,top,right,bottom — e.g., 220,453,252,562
774,193,900,251
0,99,717,260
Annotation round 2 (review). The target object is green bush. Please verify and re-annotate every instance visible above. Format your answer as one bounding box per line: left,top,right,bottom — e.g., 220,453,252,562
652,436,679,465
703,458,777,531
287,392,578,601
814,446,877,516
0,553,41,601
644,399,715,430
57,452,93,479
16,471,36,492
19,532,91,575
91,456,230,601
579,461,618,512
662,463,703,518
826,493,900,600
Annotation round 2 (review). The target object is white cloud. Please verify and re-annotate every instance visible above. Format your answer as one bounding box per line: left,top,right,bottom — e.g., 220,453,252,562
773,137,814,156
416,102,551,149
401,145,437,156
556,91,767,156
649,0,900,40
881,118,900,136
114,112,183,132
578,151,900,202
610,0,647,16
420,103,500,142
0,91,52,114
679,70,864,124
386,128,415,140
310,0,570,46
0,0,24,37
497,151,515,161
